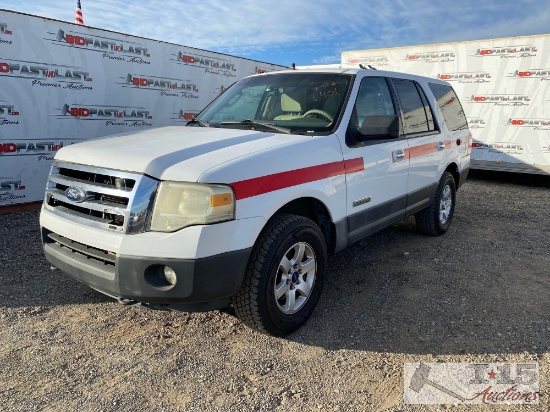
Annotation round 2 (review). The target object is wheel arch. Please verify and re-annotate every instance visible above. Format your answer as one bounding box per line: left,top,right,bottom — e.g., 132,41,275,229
445,162,460,188
268,197,337,255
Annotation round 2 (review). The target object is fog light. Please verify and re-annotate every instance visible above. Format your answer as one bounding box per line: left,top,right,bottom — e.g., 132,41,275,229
163,266,177,285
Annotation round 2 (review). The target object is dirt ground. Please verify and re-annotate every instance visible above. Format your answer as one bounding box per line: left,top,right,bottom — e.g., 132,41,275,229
0,170,548,411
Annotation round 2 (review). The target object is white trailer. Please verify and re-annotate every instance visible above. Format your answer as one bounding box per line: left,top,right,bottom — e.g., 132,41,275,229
342,34,550,175
0,9,286,207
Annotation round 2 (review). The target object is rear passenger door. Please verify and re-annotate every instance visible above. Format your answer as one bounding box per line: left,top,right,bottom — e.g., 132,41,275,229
390,78,446,215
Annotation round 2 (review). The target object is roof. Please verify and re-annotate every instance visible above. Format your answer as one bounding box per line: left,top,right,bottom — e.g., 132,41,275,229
260,67,450,85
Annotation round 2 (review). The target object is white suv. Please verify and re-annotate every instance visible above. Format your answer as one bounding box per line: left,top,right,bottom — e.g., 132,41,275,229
41,68,471,336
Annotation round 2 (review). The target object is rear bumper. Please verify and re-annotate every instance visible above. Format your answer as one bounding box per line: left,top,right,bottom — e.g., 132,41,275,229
42,228,251,309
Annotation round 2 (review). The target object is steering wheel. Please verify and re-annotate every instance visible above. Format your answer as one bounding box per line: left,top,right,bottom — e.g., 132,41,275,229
302,109,334,122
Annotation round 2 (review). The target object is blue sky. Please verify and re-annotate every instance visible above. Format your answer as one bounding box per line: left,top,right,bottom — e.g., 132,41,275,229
1,1,548,66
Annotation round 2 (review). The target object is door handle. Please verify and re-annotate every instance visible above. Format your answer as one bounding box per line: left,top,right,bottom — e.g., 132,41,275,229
394,149,405,162
437,141,445,151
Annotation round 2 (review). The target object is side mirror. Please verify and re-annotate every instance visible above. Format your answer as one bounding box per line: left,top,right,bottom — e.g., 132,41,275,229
354,115,401,141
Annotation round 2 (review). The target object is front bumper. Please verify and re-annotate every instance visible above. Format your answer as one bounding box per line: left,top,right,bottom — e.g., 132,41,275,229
42,228,251,310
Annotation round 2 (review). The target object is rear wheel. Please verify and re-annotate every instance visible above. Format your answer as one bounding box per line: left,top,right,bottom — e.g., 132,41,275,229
415,172,456,236
232,214,327,336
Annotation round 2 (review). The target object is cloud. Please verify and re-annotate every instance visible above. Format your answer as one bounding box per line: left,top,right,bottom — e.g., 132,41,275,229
1,0,548,63
312,55,341,65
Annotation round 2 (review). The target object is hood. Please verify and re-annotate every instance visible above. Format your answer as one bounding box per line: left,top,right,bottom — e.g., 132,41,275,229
55,126,308,181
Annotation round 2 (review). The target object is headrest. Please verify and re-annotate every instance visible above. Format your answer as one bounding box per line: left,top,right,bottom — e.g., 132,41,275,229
281,92,303,112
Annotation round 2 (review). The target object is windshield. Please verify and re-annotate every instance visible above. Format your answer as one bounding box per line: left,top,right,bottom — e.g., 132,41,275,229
195,72,352,134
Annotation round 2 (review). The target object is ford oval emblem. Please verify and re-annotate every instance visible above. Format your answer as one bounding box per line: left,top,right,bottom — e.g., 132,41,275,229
65,186,87,203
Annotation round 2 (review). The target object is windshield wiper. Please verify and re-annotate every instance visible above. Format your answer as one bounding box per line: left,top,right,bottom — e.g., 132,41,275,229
219,120,292,134
186,118,210,127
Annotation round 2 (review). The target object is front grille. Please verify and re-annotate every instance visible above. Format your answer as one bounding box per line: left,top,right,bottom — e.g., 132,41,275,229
44,161,159,233
58,167,136,190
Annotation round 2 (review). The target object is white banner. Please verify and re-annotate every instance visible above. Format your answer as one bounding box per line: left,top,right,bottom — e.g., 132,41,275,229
0,10,285,206
342,34,550,174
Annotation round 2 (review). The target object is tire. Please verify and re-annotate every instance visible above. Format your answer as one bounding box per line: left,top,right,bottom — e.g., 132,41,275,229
415,172,456,236
231,214,327,336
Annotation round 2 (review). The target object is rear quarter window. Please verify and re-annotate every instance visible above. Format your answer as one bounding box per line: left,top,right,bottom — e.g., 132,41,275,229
428,83,468,131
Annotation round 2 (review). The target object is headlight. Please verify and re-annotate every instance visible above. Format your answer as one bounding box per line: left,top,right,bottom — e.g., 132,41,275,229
149,182,235,232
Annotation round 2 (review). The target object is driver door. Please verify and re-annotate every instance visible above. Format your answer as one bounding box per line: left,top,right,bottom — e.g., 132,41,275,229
342,76,409,244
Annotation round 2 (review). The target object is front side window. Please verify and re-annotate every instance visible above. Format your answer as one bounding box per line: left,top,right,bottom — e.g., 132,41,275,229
195,73,352,134
353,77,396,127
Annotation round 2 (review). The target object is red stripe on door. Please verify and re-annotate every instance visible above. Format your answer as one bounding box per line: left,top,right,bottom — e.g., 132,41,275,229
344,157,365,174
405,140,452,160
231,158,364,200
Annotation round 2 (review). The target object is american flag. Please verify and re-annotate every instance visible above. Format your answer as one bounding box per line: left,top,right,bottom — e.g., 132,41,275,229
75,0,84,25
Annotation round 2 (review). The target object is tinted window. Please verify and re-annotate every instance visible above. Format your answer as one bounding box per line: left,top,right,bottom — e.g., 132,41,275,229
392,79,431,134
417,85,435,131
428,83,468,131
354,77,395,127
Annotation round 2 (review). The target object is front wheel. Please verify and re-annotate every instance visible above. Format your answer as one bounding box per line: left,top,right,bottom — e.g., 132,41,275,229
415,172,456,236
231,214,327,336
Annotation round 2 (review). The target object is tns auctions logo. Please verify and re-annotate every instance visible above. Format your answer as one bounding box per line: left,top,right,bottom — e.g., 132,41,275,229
0,59,93,90
405,51,455,63
469,94,530,106
121,74,199,98
404,363,538,405
0,101,20,126
0,177,26,203
437,72,491,83
509,68,550,81
508,118,550,130
0,22,13,44
50,29,151,64
58,104,153,127
475,45,537,58
174,51,237,77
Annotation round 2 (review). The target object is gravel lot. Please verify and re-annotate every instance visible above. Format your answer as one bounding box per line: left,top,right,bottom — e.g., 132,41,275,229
0,170,548,411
